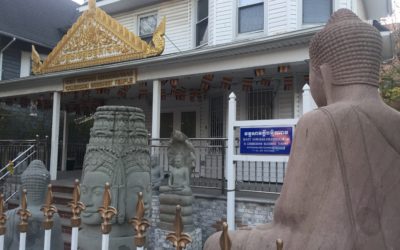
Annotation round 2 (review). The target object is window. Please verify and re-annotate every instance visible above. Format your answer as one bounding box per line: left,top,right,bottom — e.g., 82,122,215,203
139,13,157,43
303,0,332,24
196,0,208,46
160,112,173,138
238,0,264,34
247,89,273,120
209,95,223,138
181,111,197,138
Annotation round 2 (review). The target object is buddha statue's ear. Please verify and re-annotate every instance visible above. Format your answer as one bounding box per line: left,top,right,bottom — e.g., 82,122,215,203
320,63,334,104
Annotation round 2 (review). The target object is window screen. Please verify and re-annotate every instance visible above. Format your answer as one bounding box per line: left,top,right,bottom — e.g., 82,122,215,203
196,0,208,46
303,0,332,24
238,1,264,33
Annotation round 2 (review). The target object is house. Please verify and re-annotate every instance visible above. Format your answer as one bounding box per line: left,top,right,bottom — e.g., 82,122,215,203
0,0,392,180
0,0,79,81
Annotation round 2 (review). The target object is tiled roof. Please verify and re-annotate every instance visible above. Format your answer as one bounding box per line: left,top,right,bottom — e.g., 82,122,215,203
0,0,80,48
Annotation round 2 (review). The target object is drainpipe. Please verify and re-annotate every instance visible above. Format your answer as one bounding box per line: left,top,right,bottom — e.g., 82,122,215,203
0,37,16,80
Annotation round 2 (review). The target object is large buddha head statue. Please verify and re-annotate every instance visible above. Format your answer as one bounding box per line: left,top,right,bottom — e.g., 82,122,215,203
80,106,151,226
309,9,382,107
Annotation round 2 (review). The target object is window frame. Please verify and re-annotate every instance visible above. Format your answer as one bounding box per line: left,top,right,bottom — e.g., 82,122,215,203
138,12,158,43
195,0,209,47
237,0,265,35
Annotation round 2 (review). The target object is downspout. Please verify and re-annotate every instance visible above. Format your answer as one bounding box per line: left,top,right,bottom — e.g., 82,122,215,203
0,37,16,80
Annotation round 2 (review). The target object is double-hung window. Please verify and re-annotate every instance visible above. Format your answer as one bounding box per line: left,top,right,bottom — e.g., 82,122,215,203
139,13,157,43
303,0,332,24
238,0,264,34
196,0,208,46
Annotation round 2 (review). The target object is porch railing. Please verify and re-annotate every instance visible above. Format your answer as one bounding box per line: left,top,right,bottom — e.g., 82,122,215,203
0,138,48,202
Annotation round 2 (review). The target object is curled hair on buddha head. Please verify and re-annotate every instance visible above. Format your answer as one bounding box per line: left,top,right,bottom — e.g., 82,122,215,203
309,8,382,87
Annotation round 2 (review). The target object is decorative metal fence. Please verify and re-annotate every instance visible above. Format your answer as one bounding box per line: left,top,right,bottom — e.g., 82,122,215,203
0,138,49,202
150,138,287,194
0,181,284,250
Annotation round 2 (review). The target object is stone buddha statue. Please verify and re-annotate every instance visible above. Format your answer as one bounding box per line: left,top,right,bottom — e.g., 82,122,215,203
159,131,195,231
4,160,63,250
205,9,400,250
79,106,151,250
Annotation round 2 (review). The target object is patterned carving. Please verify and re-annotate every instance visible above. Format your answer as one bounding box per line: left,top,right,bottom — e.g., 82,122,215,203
32,0,165,74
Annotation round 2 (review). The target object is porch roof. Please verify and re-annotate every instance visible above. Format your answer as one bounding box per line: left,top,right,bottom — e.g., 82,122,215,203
0,26,320,97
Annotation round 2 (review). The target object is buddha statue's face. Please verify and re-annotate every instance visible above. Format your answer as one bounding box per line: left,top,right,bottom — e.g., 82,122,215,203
125,171,152,220
81,171,111,224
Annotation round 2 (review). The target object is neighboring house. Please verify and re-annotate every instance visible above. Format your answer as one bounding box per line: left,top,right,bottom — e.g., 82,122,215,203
0,0,79,80
0,0,392,180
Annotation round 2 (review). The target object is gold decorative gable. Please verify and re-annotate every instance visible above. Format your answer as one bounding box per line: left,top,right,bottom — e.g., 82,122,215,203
32,0,165,74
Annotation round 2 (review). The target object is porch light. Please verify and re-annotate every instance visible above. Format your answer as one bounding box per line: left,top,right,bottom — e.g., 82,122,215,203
201,74,214,92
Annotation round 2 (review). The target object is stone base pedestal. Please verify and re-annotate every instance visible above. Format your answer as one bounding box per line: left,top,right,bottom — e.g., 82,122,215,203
152,227,202,250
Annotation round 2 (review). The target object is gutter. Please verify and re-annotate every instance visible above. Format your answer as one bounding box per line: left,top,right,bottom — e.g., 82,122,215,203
0,37,16,80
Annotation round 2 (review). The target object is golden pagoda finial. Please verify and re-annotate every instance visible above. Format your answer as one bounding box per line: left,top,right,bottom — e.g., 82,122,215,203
219,222,231,250
88,0,96,11
129,192,150,247
276,239,283,250
98,182,117,234
68,179,86,227
31,45,43,74
40,184,58,230
166,205,192,250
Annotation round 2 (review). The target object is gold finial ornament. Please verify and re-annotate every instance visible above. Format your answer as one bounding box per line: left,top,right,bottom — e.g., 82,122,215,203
276,239,283,250
0,194,7,235
68,179,86,227
31,45,42,75
219,222,231,250
98,182,117,234
40,184,58,230
166,205,192,250
129,192,150,247
17,189,32,233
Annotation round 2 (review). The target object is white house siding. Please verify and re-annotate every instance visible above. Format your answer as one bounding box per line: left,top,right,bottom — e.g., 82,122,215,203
354,0,367,20
112,0,192,55
208,0,215,46
337,0,350,10
267,0,290,35
214,0,234,45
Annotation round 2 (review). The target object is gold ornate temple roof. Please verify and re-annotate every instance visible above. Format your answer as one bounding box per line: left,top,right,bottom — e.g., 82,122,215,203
31,0,165,74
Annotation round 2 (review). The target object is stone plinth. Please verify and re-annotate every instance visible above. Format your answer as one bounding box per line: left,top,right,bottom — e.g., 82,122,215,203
153,227,202,250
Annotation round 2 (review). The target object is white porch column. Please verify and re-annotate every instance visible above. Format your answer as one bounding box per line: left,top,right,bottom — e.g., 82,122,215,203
50,91,61,180
61,111,68,172
226,92,236,231
302,84,317,114
151,80,161,149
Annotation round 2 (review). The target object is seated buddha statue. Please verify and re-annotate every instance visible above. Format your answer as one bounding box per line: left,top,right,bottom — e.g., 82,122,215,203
4,160,63,250
159,131,195,231
204,9,400,250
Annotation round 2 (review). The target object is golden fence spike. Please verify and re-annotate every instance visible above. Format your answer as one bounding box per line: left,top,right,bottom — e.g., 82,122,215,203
40,184,58,230
129,192,150,247
166,205,192,250
17,189,31,233
68,179,86,227
219,222,231,250
98,182,117,234
0,194,7,235
276,239,283,250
